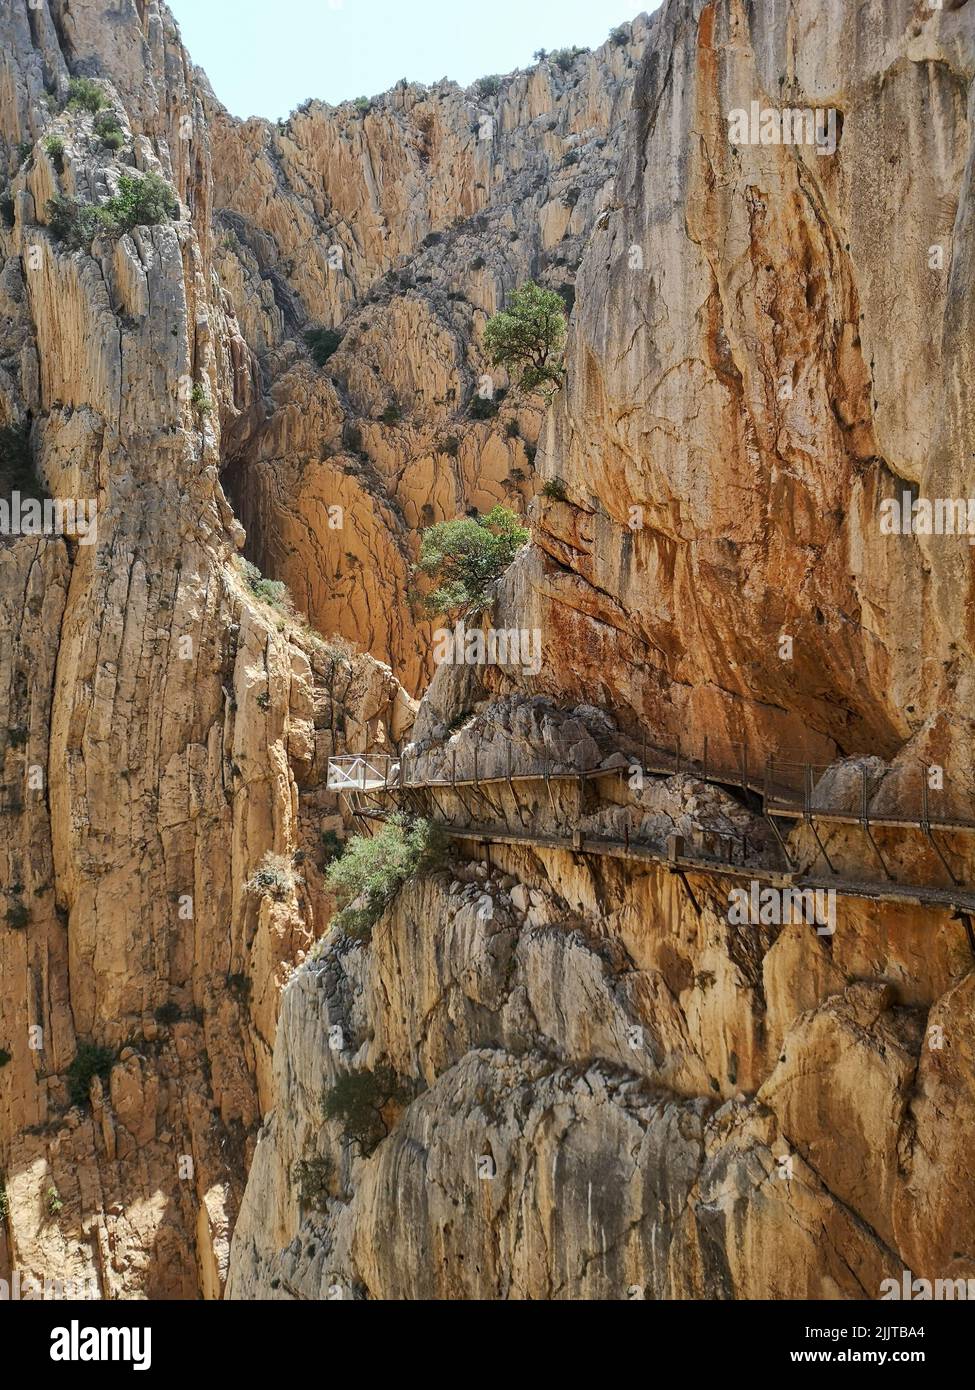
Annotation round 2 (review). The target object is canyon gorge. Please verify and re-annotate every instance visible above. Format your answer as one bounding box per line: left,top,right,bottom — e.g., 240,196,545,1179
1,0,975,1303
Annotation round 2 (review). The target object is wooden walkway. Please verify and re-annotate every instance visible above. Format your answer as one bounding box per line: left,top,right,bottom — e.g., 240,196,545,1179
327,744,975,835
440,824,975,918
327,736,975,914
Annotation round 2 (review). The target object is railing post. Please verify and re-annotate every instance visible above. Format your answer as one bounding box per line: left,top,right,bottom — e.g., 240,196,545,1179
452,749,457,787
804,764,812,821
473,746,479,789
675,735,681,776
764,754,772,810
921,764,930,829
860,765,868,825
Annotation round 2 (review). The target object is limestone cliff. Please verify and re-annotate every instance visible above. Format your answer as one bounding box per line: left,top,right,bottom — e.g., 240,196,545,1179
4,0,975,1304
227,0,975,1301
211,20,651,690
0,0,411,1297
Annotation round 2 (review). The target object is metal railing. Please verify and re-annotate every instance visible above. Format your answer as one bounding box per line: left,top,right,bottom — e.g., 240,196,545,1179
329,736,975,832
326,754,400,792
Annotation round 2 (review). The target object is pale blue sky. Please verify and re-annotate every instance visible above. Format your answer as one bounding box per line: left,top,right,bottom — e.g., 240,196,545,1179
166,0,654,121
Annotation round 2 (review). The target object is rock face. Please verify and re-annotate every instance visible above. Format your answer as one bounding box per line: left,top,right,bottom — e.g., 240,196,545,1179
211,22,651,691
4,0,975,1304
227,855,974,1300
520,0,975,795
0,0,411,1297
227,0,975,1303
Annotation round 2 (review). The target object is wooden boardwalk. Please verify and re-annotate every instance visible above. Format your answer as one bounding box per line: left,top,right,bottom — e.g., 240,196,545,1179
327,738,975,916
440,824,975,918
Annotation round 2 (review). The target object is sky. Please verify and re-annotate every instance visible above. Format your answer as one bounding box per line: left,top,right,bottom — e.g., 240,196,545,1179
165,0,655,121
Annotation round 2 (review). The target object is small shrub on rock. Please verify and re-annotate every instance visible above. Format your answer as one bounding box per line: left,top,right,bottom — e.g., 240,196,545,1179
67,77,106,114
304,327,341,366
43,134,65,170
45,193,99,250
292,1155,333,1211
66,1042,115,1108
98,171,178,238
5,901,29,930
245,851,301,899
325,813,447,942
237,557,297,619
322,1064,413,1154
541,476,568,501
93,110,125,150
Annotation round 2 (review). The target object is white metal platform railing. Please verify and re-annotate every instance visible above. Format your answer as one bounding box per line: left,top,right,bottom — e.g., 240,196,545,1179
326,754,400,792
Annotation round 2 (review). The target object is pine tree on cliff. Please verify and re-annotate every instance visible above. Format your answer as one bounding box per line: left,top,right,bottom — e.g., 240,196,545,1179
483,281,567,399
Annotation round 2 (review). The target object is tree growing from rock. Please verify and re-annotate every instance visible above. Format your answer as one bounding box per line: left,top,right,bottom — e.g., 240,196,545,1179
324,813,447,941
417,505,529,615
482,281,567,398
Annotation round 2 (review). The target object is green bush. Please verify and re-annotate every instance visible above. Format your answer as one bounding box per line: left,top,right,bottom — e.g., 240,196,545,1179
352,96,371,114
0,1183,8,1222
16,141,32,168
66,1042,115,1108
541,476,568,501
154,1002,182,1026
238,557,297,619
45,193,99,250
320,829,343,865
47,172,178,251
322,905,374,942
0,191,14,228
417,504,529,615
47,1186,63,1217
43,135,65,170
381,402,402,425
482,281,567,398
67,77,106,113
325,813,446,941
477,75,501,97
323,1064,412,1154
93,110,124,150
609,24,629,46
468,393,499,420
292,1155,333,1212
190,382,211,414
99,171,178,238
304,327,341,366
551,46,588,73
0,1048,11,1067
